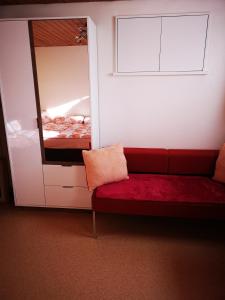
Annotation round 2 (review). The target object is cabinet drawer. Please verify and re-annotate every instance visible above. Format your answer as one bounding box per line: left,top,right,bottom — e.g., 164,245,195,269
43,165,87,187
45,186,92,209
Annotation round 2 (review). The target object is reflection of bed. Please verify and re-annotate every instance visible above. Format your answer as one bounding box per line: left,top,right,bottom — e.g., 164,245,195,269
42,115,91,149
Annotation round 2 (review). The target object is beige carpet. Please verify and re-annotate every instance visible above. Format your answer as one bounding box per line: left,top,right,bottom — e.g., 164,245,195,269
0,204,225,300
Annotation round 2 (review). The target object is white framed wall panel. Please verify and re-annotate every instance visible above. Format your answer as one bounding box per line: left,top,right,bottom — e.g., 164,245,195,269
160,14,209,72
116,17,161,73
0,20,45,206
115,13,209,75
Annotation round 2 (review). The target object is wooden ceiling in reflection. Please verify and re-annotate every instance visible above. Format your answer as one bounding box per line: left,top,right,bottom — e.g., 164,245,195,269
1,0,119,5
31,19,87,47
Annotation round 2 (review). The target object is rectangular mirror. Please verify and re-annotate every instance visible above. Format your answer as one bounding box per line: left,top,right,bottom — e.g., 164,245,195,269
29,18,91,164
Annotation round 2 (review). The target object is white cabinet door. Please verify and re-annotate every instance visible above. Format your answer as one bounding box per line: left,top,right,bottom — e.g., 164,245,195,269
87,17,100,149
116,17,161,73
0,21,45,207
160,15,209,71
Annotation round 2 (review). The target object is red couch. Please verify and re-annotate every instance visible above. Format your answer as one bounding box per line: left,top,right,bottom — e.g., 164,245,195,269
92,148,225,223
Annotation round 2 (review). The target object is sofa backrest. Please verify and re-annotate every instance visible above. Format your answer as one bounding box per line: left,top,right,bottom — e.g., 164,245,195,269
124,148,219,176
124,148,168,174
168,149,219,176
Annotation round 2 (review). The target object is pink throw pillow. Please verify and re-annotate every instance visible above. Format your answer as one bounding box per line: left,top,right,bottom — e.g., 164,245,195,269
213,143,225,184
82,144,129,191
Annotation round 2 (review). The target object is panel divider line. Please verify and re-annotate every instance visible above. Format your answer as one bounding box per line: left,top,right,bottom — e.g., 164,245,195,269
202,14,209,71
158,16,163,72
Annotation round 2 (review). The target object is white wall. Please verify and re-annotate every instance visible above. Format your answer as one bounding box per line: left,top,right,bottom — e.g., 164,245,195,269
1,0,225,149
35,46,90,117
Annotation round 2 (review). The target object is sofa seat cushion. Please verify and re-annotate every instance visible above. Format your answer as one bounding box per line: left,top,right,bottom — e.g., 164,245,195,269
93,174,225,218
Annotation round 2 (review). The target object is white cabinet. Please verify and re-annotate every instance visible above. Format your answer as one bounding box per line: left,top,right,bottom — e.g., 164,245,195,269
115,13,209,75
43,165,92,209
0,17,98,208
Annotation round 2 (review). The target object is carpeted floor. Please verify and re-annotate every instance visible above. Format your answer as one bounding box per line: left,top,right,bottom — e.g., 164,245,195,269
0,204,225,300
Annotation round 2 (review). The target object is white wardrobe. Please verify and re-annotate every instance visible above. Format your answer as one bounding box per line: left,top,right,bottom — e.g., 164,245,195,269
0,17,99,209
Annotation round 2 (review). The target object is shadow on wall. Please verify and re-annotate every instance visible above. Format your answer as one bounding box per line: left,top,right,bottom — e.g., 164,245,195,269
44,96,90,118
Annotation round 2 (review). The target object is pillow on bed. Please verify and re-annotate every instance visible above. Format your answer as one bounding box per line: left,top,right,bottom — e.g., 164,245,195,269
69,115,84,124
84,116,91,124
213,143,225,184
53,116,65,124
41,111,52,124
82,144,129,191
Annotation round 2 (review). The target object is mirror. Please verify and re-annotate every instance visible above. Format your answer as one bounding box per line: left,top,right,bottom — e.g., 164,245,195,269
30,19,91,164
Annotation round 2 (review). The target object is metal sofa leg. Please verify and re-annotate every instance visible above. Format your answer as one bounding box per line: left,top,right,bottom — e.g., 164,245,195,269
92,210,97,238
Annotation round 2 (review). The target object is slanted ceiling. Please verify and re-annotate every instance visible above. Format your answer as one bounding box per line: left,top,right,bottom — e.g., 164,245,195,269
0,0,119,5
31,19,87,47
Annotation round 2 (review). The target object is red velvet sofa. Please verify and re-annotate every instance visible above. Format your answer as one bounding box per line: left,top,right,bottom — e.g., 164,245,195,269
92,148,225,225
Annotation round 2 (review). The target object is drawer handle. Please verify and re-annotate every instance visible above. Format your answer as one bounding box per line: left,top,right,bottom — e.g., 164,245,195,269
61,165,73,167
62,186,74,188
